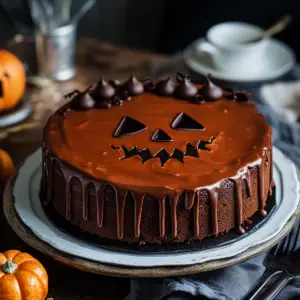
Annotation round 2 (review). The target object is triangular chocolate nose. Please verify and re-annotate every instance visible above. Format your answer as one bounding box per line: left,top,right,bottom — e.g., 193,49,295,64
150,129,173,142
171,113,205,131
113,116,147,137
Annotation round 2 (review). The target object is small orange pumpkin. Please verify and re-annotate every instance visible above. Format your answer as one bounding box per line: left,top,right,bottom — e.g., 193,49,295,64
0,250,48,300
0,50,26,111
0,149,14,193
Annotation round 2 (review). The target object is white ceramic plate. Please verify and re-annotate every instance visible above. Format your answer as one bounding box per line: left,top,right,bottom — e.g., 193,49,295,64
183,38,296,82
0,100,32,128
12,148,299,268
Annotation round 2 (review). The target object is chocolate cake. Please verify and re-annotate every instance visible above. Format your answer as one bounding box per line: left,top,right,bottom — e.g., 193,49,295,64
41,74,273,244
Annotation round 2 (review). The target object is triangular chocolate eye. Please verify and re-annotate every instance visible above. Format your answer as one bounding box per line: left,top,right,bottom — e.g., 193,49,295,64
150,129,173,142
113,116,147,137
171,113,205,131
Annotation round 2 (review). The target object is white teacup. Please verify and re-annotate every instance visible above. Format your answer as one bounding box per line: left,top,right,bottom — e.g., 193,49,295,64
196,22,268,72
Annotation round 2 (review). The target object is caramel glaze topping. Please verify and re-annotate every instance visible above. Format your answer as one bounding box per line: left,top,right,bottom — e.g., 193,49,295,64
43,74,272,240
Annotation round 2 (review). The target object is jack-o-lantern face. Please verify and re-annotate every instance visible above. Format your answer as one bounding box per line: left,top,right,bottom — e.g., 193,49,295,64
0,50,26,112
64,75,255,173
65,76,224,168
112,113,215,166
111,113,215,166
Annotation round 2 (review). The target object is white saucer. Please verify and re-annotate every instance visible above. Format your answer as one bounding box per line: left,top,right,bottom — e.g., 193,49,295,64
3,147,299,275
183,38,296,82
0,99,32,128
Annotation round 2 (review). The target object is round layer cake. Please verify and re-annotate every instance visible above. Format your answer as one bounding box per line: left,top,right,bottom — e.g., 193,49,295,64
41,74,273,244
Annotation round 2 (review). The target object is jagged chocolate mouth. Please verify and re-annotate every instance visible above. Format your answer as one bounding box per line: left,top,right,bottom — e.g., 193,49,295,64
112,137,215,166
111,113,214,166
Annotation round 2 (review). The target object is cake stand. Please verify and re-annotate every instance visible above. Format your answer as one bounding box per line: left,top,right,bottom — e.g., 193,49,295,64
3,148,300,277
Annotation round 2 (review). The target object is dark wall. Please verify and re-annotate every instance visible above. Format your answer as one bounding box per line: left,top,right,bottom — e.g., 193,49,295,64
0,0,300,60
159,0,300,57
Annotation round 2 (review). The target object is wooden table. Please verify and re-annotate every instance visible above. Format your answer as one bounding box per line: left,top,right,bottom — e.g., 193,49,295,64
0,38,167,300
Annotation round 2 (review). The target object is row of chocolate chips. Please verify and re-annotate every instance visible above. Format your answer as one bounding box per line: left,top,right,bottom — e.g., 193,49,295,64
68,75,145,110
67,73,249,111
223,88,250,102
143,73,249,103
140,73,223,101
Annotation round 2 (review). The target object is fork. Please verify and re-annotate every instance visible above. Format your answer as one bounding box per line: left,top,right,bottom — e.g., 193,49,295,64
247,220,300,300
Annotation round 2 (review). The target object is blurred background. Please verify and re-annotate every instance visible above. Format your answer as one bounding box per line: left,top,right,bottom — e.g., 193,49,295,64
1,1,300,299
1,0,300,56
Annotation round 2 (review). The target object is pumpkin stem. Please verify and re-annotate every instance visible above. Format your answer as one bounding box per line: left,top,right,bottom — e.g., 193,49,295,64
1,259,18,274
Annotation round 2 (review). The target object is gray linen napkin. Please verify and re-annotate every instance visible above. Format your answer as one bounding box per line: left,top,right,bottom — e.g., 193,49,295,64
125,85,300,300
126,254,300,300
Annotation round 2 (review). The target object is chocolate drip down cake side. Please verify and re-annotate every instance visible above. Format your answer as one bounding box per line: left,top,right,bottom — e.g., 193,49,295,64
41,74,273,245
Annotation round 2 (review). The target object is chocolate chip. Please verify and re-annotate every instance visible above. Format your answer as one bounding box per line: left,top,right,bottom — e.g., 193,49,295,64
223,88,249,102
110,96,123,106
176,72,190,83
108,79,121,88
121,90,132,101
190,94,205,104
175,77,198,99
223,87,234,99
142,78,156,92
95,99,111,109
122,75,144,96
155,77,175,96
234,92,249,102
70,89,95,110
199,76,223,101
93,78,116,100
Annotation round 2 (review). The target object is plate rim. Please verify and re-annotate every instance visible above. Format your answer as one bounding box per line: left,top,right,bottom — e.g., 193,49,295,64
3,147,300,277
183,38,296,82
0,101,33,128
